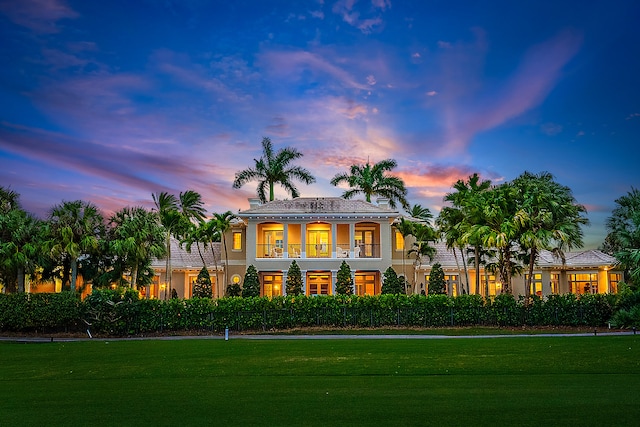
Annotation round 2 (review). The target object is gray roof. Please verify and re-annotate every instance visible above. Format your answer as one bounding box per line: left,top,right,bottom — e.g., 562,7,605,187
422,242,616,270
238,197,398,217
151,238,221,270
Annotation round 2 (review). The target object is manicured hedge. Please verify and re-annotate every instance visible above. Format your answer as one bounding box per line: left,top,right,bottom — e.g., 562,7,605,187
0,290,622,336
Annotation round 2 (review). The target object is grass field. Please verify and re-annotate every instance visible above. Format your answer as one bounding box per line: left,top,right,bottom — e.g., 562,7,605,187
1,335,639,426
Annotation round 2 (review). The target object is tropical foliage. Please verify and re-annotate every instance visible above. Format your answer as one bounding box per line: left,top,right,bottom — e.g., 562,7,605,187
233,137,315,202
330,158,409,209
604,188,640,287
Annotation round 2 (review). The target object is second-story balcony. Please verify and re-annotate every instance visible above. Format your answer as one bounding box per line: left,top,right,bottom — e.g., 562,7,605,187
256,243,381,259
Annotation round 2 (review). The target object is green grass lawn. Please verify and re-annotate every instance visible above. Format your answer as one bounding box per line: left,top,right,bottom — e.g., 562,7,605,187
1,336,639,426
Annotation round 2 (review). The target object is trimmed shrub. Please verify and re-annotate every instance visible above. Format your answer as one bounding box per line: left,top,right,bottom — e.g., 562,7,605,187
286,260,303,295
242,265,260,297
335,261,354,295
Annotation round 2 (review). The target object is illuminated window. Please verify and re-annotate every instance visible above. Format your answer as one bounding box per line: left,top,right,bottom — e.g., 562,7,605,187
355,272,378,295
525,273,543,296
609,273,621,293
232,231,242,250
480,274,498,296
262,274,283,298
569,273,598,294
550,273,560,294
307,273,331,295
444,274,459,297
395,231,404,251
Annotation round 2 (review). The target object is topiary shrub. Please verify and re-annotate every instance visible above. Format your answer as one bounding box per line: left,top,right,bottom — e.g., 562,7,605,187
242,265,260,297
381,267,404,294
192,266,212,298
335,260,353,295
428,263,446,295
286,260,303,295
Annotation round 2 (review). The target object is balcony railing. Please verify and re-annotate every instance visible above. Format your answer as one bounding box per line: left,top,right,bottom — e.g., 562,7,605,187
255,243,381,259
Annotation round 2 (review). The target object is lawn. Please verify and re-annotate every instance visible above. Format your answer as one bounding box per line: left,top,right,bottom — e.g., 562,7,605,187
1,335,639,426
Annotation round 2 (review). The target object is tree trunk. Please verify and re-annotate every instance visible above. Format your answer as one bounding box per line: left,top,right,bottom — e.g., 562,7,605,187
452,248,462,293
459,247,470,294
131,265,138,291
17,267,25,293
526,247,537,299
71,258,78,292
474,245,481,295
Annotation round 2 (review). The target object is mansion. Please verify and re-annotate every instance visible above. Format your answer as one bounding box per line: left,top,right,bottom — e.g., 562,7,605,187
147,197,622,300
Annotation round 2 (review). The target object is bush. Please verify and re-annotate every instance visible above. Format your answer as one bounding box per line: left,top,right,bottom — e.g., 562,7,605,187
192,267,212,298
286,260,303,295
241,265,260,297
428,263,446,295
335,261,354,295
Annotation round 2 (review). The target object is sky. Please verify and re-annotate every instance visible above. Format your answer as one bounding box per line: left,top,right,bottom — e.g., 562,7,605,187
1,0,639,249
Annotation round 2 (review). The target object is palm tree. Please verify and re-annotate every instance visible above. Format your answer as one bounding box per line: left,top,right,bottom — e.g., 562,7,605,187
233,137,315,202
108,207,166,292
393,218,415,289
0,190,42,293
466,183,520,294
330,159,409,209
212,211,236,292
47,200,105,292
444,173,491,294
512,171,588,297
436,206,469,294
153,190,205,298
152,192,180,299
605,188,640,286
407,222,438,294
407,204,433,222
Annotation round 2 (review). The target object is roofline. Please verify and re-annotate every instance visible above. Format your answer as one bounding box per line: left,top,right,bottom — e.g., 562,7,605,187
236,213,399,220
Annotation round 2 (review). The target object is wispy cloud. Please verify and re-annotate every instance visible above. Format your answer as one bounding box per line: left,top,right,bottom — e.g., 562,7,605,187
0,0,78,33
331,0,389,34
258,49,370,90
438,29,582,156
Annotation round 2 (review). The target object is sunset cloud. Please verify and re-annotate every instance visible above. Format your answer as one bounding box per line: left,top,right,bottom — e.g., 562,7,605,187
0,0,78,33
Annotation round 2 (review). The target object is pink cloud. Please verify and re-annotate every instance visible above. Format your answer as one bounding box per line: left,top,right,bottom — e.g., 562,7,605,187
0,0,78,34
439,29,582,156
258,50,370,90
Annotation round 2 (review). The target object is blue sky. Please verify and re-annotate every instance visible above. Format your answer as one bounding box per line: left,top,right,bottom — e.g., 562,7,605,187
1,0,639,248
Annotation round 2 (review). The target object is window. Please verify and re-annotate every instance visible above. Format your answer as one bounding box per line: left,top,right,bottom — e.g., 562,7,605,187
480,274,498,297
257,223,284,258
232,231,242,251
551,273,560,295
569,273,598,294
395,231,404,251
525,273,543,296
355,272,378,296
262,274,283,298
609,273,621,293
444,274,459,297
307,273,331,295
306,223,331,258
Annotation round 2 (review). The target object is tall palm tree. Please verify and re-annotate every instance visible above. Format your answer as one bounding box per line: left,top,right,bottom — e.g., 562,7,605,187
407,204,433,222
0,194,41,293
153,192,180,298
330,159,409,209
444,173,491,294
233,137,316,202
407,222,438,294
512,171,588,297
466,183,520,294
393,218,415,289
108,207,166,292
47,200,105,292
605,188,640,286
436,206,469,294
211,211,236,292
152,189,205,298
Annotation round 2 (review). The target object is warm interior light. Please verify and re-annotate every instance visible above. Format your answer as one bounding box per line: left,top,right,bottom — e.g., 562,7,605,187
232,275,240,284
